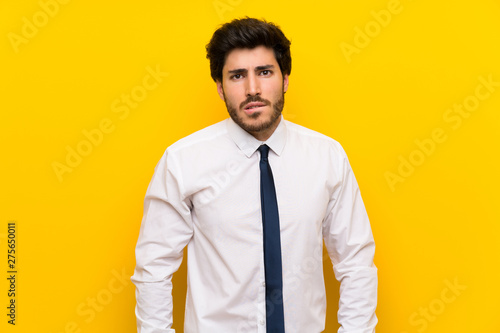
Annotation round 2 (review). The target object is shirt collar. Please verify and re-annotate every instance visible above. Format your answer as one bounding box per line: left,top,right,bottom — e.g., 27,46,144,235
226,115,287,158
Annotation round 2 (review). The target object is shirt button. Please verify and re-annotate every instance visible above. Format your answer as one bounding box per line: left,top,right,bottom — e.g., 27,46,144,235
261,281,266,287
259,319,265,326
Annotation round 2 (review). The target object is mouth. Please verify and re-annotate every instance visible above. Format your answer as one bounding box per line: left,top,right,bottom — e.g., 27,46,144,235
243,102,267,113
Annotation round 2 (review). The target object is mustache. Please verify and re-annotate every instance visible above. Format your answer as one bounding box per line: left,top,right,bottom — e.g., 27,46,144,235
239,96,270,109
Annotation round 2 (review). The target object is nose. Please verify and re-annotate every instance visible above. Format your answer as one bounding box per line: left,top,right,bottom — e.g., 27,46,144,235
245,72,261,96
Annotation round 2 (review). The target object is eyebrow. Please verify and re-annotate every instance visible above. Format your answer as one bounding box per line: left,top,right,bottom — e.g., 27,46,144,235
227,64,275,75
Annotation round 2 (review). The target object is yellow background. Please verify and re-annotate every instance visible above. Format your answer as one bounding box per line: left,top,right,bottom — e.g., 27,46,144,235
1,0,500,332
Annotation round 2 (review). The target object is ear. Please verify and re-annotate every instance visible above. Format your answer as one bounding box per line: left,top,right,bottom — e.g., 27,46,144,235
216,80,225,101
283,74,289,93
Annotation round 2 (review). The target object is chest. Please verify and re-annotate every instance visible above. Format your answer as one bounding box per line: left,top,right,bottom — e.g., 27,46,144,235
187,152,334,238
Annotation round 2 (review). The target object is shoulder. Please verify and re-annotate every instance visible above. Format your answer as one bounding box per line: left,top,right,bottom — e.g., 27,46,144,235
284,119,346,157
166,119,229,154
152,119,230,175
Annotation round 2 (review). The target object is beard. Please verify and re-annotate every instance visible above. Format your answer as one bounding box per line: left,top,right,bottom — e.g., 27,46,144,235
224,91,285,134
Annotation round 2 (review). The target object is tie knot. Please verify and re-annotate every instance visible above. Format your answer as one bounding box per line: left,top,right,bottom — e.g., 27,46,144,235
258,144,270,161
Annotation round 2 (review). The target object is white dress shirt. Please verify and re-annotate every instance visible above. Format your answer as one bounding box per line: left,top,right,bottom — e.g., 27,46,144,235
131,116,377,333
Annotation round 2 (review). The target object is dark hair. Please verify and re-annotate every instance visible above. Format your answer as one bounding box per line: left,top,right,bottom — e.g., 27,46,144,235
206,17,291,82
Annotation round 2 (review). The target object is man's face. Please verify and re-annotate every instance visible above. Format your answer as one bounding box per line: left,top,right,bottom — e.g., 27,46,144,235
217,46,289,141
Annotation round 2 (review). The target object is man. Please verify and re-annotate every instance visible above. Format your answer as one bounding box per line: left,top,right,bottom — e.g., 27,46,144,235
131,17,377,333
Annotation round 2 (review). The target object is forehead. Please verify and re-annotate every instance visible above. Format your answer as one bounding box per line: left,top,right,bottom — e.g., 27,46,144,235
223,46,278,72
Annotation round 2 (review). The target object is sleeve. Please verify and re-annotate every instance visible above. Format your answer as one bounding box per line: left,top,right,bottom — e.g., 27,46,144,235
131,149,194,333
322,144,378,333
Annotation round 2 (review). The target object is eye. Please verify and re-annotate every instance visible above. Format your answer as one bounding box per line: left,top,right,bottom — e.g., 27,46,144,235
260,70,272,76
230,74,243,80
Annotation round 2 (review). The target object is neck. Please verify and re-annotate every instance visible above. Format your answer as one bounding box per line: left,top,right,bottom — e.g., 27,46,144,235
249,117,281,141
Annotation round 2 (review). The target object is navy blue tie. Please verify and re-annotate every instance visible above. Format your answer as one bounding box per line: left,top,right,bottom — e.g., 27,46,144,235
258,144,285,333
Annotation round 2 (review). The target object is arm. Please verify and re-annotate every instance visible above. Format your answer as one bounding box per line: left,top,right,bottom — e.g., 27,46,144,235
131,150,193,333
322,145,378,333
